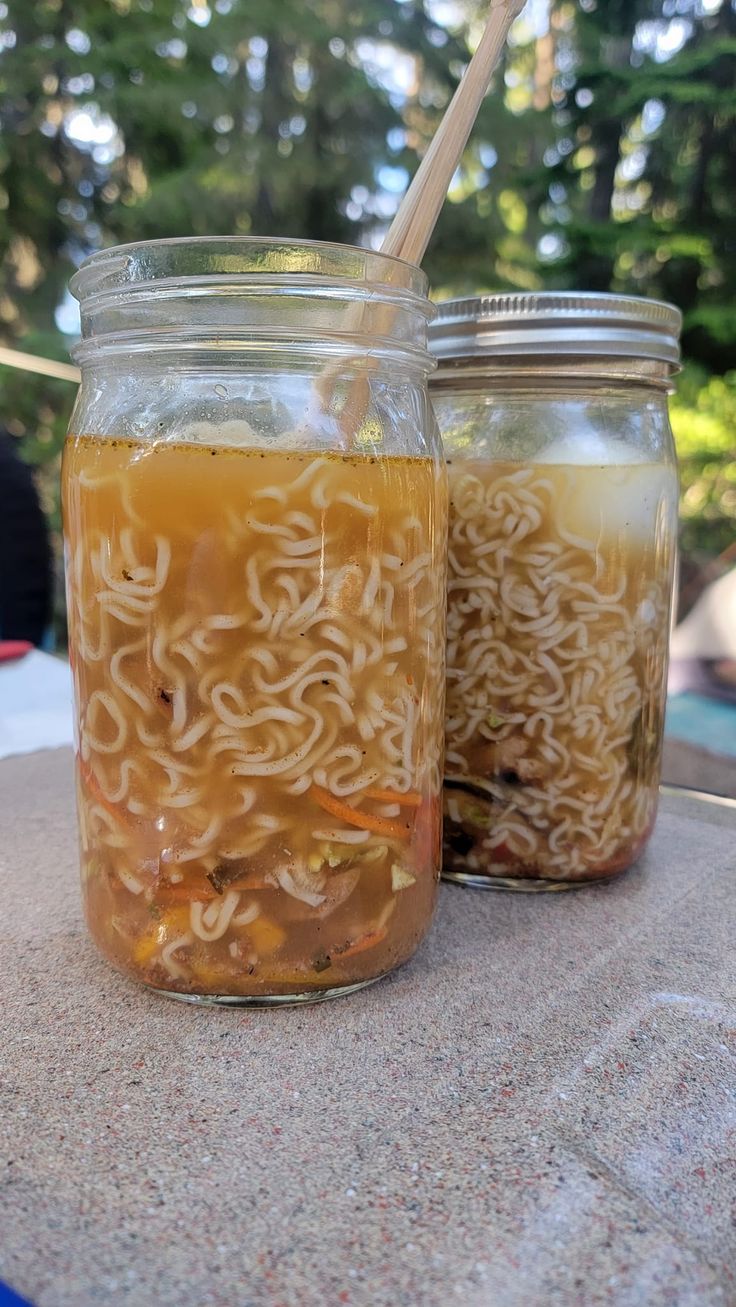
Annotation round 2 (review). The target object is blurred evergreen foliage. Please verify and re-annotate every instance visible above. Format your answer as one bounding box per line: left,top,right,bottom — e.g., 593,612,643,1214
671,365,736,558
0,0,733,589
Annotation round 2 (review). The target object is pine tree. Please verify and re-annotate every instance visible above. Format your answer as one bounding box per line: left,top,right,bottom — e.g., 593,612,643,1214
531,0,736,366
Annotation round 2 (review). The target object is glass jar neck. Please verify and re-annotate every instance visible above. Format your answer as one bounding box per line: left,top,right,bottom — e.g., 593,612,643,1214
71,237,435,375
431,354,676,395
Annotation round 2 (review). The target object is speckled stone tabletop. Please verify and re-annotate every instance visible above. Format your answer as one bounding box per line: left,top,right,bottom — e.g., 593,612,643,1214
1,749,735,1307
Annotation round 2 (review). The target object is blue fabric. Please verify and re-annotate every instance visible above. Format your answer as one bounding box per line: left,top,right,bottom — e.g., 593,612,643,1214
666,692,736,758
0,1284,34,1307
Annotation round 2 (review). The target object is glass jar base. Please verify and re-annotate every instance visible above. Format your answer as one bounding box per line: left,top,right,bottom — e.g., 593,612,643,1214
146,974,387,1008
442,869,624,893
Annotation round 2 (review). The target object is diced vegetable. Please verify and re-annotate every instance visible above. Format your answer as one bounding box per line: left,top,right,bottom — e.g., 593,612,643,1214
132,906,190,965
391,864,416,891
247,916,287,956
311,784,412,841
334,926,388,960
132,932,161,967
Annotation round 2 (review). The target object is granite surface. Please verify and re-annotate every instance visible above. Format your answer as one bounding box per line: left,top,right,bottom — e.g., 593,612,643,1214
0,748,734,1307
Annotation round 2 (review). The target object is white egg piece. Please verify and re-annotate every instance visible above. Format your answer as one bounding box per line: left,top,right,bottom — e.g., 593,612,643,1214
535,440,678,544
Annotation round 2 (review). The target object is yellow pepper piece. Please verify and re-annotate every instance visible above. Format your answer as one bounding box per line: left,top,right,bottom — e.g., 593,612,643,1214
133,931,161,967
189,959,232,987
132,906,191,967
248,916,286,956
162,905,191,934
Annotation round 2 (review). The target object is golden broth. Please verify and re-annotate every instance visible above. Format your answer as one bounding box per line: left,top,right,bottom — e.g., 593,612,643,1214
63,435,445,995
444,458,677,883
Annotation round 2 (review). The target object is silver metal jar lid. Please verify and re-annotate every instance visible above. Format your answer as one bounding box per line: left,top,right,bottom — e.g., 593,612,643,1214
428,291,681,366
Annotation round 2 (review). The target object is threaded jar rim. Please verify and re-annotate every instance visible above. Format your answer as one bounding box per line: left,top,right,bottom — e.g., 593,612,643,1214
428,291,681,367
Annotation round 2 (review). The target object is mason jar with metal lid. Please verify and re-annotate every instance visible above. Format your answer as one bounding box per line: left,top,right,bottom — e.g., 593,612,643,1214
62,237,447,1003
429,292,680,890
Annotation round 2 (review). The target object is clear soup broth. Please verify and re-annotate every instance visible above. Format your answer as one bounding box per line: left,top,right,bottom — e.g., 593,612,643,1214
444,457,677,885
63,435,445,997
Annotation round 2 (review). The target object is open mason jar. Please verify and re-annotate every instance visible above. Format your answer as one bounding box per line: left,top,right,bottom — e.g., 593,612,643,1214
429,292,680,890
63,238,447,1003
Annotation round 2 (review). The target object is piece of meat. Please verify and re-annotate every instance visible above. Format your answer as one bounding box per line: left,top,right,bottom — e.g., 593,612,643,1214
495,736,546,783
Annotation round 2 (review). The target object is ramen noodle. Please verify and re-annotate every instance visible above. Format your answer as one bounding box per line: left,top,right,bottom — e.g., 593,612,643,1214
63,434,445,997
444,455,677,884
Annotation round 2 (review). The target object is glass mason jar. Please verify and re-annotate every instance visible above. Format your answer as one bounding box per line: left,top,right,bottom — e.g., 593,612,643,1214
62,238,447,1003
429,292,680,890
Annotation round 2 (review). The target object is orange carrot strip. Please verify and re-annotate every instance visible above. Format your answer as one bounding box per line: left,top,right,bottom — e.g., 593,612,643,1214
156,873,273,905
156,873,271,904
77,756,133,829
363,787,422,808
155,882,217,904
334,926,388,960
227,876,273,892
310,784,411,841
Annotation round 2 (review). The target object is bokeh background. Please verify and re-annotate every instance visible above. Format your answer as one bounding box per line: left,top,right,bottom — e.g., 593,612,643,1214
1,0,734,639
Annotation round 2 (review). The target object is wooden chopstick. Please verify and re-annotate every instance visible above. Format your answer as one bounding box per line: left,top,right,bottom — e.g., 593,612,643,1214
382,0,526,265
317,1,525,444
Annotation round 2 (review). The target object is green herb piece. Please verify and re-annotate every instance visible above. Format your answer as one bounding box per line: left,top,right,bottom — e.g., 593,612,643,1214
457,797,494,827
